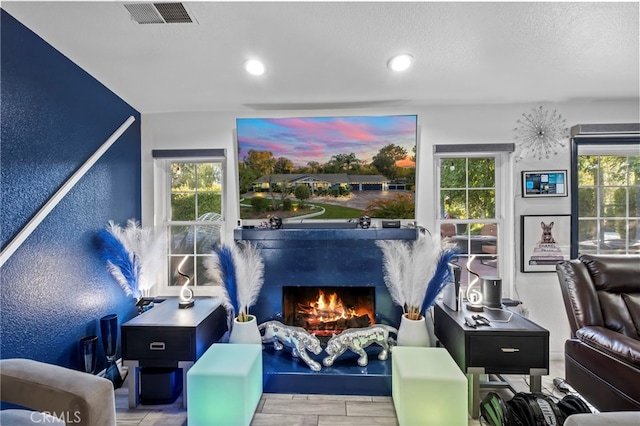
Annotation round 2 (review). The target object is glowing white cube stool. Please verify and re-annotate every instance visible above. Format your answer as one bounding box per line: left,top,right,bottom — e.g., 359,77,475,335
392,346,467,426
187,343,262,426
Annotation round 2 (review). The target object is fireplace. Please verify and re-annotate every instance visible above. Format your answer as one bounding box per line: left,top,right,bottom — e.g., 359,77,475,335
234,227,417,395
283,286,375,337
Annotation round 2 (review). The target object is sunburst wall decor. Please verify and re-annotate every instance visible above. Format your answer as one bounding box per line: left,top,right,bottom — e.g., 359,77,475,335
514,106,569,162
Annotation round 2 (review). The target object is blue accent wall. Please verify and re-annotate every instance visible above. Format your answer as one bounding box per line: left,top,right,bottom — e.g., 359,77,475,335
1,9,141,371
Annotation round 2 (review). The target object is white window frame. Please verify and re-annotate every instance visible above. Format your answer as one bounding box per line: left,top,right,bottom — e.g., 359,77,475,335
434,151,515,296
153,154,227,297
574,143,640,256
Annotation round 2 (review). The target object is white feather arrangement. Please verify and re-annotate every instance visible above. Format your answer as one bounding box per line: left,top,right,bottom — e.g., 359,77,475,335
202,251,223,286
97,219,166,299
376,239,408,309
232,241,265,322
205,241,265,322
405,233,442,318
203,245,236,313
377,232,456,320
129,221,166,297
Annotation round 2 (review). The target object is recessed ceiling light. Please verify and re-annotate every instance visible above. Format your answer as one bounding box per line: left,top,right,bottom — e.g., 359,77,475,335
387,54,414,72
244,59,265,76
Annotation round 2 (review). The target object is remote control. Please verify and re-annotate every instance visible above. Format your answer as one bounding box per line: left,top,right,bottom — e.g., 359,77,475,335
464,315,477,328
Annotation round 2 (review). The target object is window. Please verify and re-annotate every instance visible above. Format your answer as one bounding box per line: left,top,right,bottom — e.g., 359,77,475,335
572,138,640,256
436,154,506,289
154,150,226,291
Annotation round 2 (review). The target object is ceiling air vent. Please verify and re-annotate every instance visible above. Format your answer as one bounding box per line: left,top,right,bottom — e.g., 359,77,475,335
124,3,195,24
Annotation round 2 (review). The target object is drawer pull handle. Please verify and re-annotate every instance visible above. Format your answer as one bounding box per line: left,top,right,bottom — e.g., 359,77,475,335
501,347,520,353
150,342,166,351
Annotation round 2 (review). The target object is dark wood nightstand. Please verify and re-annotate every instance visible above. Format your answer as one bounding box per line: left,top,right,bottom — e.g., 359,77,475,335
434,301,549,419
121,297,227,408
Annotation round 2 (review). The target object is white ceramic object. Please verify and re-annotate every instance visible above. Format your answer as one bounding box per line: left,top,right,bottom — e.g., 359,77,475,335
229,315,262,344
396,313,431,347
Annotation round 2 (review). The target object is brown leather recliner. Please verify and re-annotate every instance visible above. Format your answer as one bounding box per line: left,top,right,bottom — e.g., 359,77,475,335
556,254,640,412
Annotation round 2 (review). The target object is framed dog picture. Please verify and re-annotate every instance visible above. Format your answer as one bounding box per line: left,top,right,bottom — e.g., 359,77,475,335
521,215,571,273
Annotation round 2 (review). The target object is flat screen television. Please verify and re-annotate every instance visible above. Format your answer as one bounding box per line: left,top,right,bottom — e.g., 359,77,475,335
236,115,418,224
521,170,567,198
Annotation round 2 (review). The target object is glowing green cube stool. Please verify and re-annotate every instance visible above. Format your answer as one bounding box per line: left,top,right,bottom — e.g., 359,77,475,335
392,346,467,426
187,343,262,426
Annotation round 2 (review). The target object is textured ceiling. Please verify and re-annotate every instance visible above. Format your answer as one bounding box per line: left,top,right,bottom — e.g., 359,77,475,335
2,1,639,114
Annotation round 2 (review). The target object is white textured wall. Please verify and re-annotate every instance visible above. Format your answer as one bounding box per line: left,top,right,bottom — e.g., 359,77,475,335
142,98,639,359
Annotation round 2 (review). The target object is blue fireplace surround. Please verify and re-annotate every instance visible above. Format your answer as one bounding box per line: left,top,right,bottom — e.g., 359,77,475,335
234,227,417,395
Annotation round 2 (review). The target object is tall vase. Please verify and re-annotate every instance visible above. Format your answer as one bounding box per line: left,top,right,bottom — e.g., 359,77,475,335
229,315,261,344
100,314,123,388
396,313,431,347
79,335,98,374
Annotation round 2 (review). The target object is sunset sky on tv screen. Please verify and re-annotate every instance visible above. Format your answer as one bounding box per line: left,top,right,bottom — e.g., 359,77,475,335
236,115,417,168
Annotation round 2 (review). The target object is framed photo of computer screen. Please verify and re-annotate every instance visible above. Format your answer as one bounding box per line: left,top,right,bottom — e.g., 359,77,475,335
521,170,567,198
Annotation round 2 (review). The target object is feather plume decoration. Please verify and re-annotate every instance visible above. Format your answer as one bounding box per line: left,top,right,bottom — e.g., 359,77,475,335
208,242,265,322
96,220,165,300
376,240,408,310
202,253,223,286
405,233,441,315
116,219,139,256
420,247,459,316
96,227,141,299
378,232,456,320
233,241,265,321
117,219,166,297
214,245,240,316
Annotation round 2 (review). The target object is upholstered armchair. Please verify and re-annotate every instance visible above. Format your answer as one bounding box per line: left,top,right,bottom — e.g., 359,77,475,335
0,358,116,425
556,254,640,412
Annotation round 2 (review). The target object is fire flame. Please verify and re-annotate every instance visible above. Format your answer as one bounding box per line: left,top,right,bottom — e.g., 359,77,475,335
297,290,369,325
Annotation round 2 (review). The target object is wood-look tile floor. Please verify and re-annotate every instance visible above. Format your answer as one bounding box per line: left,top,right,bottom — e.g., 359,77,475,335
115,359,565,426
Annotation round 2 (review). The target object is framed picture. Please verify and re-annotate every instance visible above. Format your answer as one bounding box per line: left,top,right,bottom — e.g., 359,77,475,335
521,170,567,198
521,215,571,273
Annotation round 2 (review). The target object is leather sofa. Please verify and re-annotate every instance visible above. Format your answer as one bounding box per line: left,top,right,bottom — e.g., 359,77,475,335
556,254,640,412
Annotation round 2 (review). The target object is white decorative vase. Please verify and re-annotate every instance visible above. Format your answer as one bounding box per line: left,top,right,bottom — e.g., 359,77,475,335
396,313,431,347
229,315,261,344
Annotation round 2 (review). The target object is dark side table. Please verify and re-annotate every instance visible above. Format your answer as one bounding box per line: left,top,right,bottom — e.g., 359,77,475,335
121,297,227,408
434,301,549,419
